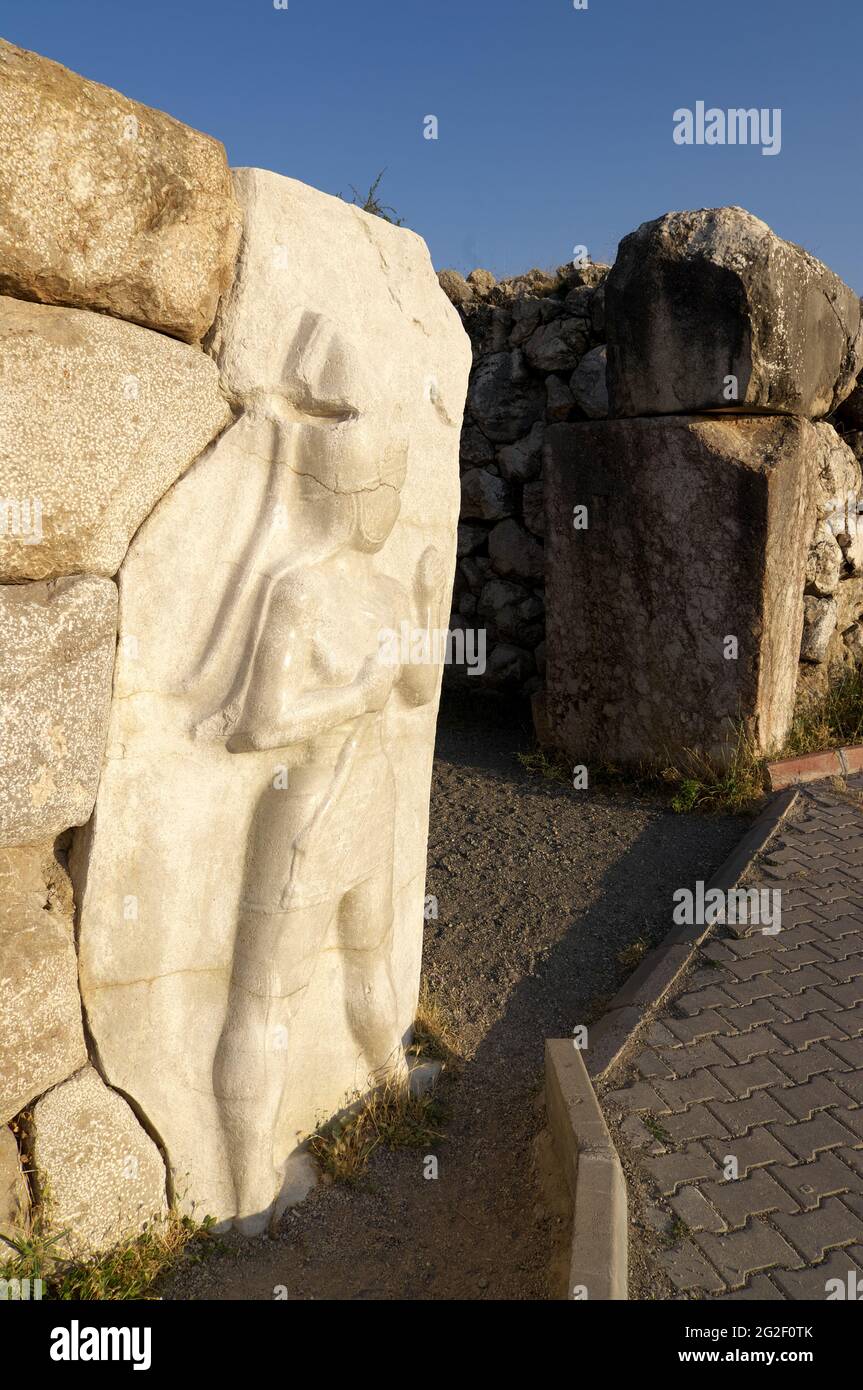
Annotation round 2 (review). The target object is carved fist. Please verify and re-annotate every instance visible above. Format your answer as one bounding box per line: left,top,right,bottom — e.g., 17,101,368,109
415,545,446,604
360,653,396,710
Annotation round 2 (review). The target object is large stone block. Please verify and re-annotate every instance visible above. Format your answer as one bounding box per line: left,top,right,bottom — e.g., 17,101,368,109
0,576,117,846
0,39,241,342
31,1066,167,1255
0,296,231,581
605,208,863,420
466,349,545,443
0,1124,29,1243
544,416,816,767
73,170,471,1234
0,844,87,1124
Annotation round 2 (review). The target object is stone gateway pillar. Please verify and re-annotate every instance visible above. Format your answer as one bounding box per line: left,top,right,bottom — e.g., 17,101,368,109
544,207,863,771
71,170,471,1234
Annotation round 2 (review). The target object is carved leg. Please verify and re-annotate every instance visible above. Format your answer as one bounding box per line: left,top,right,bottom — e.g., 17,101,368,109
337,867,406,1082
214,899,334,1231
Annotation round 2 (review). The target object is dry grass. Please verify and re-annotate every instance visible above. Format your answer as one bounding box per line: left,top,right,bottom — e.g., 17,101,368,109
783,669,863,756
517,725,767,816
308,1073,447,1187
617,939,648,973
659,729,767,815
515,747,572,785
408,980,462,1068
0,1207,220,1301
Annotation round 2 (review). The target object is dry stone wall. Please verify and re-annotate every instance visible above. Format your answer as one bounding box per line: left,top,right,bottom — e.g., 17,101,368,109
438,262,608,692
443,210,863,727
0,39,242,1255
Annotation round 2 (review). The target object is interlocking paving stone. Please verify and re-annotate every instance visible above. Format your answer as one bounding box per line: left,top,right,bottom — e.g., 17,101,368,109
658,1242,726,1294
771,1196,863,1263
706,1092,795,1136
604,780,863,1299
666,1009,736,1044
703,1126,797,1176
835,1106,863,1141
642,1145,719,1196
708,1056,790,1098
635,1048,677,1079
675,986,740,1016
821,980,863,1009
669,1184,726,1233
834,1070,863,1107
768,1075,851,1119
772,987,842,1021
767,1113,860,1162
653,1039,736,1076
693,1220,804,1286
702,1169,801,1228
770,1247,863,1301
653,1068,736,1112
663,1103,731,1145
770,1152,861,1210
713,1027,788,1064
714,1273,786,1300
818,933,863,962
720,975,792,1006
771,1013,854,1049
603,1081,671,1115
773,1042,849,1084
714,999,789,1031
820,1036,863,1069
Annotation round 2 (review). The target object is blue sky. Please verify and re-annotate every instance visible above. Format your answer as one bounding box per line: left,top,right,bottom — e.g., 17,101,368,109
5,0,861,288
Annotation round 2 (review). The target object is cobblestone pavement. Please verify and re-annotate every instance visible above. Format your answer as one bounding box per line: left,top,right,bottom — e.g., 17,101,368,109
603,777,863,1299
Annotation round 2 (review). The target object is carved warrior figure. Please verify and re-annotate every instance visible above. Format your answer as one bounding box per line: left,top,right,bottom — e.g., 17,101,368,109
73,170,470,1240
189,313,447,1229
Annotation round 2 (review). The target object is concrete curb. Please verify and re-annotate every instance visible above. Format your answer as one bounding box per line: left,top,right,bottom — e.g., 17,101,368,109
584,786,800,1083
767,743,863,790
545,1039,628,1300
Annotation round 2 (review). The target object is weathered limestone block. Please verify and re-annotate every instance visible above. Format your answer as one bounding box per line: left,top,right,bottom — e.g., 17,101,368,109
489,518,544,581
485,643,534,688
456,522,487,556
467,350,545,442
570,345,608,419
605,207,863,419
73,169,471,1234
545,416,816,767
460,467,512,521
523,317,589,373
0,1125,29,1242
31,1066,167,1255
813,423,862,523
497,422,545,481
0,844,87,1124
837,576,863,632
801,595,838,663
806,523,843,596
809,424,863,577
437,269,474,307
0,297,231,581
546,375,574,422
0,577,117,846
0,39,241,342
461,424,495,466
522,479,545,537
845,623,863,663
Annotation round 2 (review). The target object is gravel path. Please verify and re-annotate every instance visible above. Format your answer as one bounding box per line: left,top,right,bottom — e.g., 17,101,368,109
163,691,747,1301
